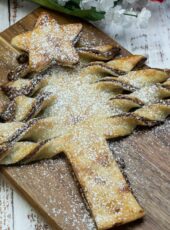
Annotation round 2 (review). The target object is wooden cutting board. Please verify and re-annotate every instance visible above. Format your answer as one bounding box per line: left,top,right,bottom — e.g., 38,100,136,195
0,8,169,230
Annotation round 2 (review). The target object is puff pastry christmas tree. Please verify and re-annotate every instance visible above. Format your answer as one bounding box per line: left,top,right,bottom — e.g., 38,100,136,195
0,13,170,230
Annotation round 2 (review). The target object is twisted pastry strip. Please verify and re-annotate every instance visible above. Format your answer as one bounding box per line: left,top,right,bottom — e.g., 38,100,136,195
3,54,167,101
1,51,169,229
85,55,146,74
1,71,169,162
7,63,30,81
0,95,141,150
0,119,36,161
0,90,10,114
1,71,169,123
93,73,169,115
0,56,169,128
0,100,169,165
77,45,120,61
0,102,168,230
163,79,170,88
7,45,120,81
130,84,170,104
1,59,169,135
119,69,168,88
96,77,137,92
94,69,168,88
0,55,158,122
2,65,168,102
2,67,52,99
98,81,170,104
0,92,56,122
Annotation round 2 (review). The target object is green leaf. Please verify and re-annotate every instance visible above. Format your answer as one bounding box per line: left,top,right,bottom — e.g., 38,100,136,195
28,0,105,21
71,0,81,5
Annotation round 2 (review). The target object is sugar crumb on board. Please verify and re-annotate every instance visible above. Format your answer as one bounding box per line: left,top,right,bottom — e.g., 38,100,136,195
11,157,96,230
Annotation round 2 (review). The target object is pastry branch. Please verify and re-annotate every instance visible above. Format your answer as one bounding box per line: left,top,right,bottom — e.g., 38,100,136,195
0,98,169,164
1,71,169,123
84,54,147,74
8,44,121,81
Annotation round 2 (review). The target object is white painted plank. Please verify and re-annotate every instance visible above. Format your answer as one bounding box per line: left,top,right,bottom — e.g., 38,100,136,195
0,0,10,31
13,191,51,230
5,2,49,230
0,174,14,230
0,2,46,230
9,0,38,25
9,0,49,226
118,2,170,68
147,3,170,68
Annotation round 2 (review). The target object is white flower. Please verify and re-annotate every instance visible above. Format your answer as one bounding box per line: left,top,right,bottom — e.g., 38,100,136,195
95,0,116,12
57,0,70,6
122,0,148,10
137,8,151,28
125,0,136,3
80,0,98,10
104,6,125,24
94,6,127,38
58,0,152,37
80,0,118,11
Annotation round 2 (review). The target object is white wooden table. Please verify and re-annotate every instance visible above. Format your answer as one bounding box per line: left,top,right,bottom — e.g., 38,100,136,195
0,1,170,229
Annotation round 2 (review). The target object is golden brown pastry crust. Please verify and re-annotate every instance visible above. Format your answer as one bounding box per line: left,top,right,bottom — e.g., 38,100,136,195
11,12,83,71
1,15,170,230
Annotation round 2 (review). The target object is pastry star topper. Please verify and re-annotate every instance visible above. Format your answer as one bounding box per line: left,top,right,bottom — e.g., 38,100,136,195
11,12,83,71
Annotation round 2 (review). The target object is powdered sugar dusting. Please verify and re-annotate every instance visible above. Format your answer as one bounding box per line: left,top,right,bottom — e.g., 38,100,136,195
2,24,170,228
37,66,119,137
10,157,96,230
132,85,161,104
12,13,82,72
109,119,170,230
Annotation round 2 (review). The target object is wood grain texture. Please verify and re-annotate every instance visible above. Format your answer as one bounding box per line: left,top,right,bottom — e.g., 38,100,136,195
0,1,9,31
0,2,47,229
0,7,170,230
107,3,170,69
0,2,170,230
